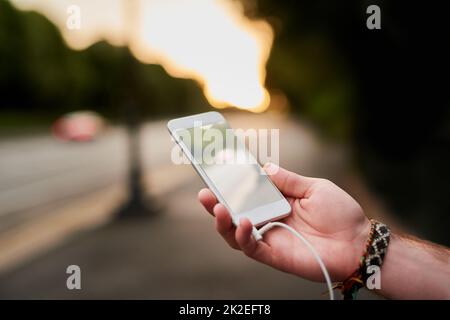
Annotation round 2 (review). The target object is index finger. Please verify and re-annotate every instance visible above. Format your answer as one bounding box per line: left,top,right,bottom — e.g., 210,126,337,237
198,188,218,215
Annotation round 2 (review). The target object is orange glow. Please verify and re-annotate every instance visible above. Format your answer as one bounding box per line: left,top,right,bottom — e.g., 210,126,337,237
11,0,273,112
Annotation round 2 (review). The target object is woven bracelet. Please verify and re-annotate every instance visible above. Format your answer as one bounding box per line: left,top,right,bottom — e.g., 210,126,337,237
334,219,391,300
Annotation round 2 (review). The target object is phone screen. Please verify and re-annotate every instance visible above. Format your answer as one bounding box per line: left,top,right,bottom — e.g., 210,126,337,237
175,121,283,215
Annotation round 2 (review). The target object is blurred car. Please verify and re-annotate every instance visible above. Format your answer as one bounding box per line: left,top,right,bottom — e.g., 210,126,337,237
52,111,105,142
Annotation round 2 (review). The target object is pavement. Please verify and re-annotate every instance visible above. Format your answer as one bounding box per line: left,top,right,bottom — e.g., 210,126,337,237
0,112,379,299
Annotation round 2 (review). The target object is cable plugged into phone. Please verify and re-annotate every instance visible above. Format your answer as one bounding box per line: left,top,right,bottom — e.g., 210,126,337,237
252,223,335,300
251,226,263,241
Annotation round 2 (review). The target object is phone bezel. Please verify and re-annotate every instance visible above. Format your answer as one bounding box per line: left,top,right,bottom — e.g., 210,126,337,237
167,111,291,227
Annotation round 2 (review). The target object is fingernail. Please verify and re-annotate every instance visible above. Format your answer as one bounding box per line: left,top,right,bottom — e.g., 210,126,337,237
264,162,279,175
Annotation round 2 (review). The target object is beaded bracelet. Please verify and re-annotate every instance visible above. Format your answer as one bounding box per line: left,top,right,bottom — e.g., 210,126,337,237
334,219,391,300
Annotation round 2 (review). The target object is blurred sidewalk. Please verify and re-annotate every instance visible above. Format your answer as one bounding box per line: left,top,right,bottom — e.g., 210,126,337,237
0,112,380,299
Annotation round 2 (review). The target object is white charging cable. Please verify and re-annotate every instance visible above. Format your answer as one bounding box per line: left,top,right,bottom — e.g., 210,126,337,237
252,223,335,300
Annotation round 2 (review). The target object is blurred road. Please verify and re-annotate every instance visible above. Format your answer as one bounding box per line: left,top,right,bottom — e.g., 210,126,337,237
0,128,128,230
0,112,379,299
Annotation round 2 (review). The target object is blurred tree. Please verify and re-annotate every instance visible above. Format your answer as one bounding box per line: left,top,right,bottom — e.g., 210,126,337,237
249,0,450,245
0,0,211,124
244,0,357,139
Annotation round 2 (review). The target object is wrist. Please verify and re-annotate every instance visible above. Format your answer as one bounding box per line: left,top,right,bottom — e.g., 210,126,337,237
350,217,371,272
337,219,391,299
334,218,371,281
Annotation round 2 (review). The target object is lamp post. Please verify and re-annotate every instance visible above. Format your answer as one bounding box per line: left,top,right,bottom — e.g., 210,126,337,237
115,0,159,219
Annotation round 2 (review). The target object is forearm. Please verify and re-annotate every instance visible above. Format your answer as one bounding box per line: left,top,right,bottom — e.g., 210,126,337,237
377,233,450,299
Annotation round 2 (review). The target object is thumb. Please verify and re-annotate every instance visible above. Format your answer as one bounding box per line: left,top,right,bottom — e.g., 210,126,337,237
263,163,314,198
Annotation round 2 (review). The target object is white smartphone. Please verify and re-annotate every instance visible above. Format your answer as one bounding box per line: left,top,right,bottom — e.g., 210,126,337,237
167,111,291,227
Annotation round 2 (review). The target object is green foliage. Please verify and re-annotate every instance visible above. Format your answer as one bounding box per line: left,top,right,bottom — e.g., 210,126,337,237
0,0,211,123
256,0,356,140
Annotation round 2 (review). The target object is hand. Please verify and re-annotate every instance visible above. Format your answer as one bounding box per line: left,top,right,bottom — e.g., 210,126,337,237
198,163,371,282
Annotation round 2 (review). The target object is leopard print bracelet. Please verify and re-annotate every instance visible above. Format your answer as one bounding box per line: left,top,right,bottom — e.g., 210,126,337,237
361,219,391,279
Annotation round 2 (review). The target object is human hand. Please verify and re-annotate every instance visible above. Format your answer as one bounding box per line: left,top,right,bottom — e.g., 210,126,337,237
198,163,371,282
